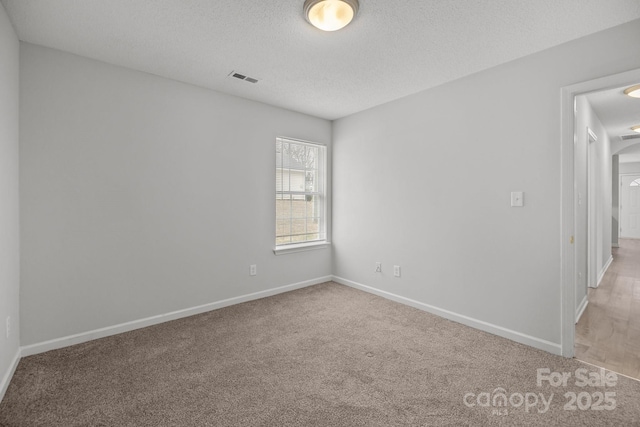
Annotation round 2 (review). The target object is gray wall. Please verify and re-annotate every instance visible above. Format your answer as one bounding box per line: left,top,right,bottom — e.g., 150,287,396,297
612,155,619,247
332,19,640,348
619,161,640,174
0,2,20,397
20,43,332,345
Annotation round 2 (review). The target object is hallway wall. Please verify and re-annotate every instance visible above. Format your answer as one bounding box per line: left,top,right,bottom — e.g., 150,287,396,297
620,161,640,174
575,95,613,295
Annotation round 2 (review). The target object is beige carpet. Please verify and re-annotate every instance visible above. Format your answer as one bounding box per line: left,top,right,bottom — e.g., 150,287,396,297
1,282,639,426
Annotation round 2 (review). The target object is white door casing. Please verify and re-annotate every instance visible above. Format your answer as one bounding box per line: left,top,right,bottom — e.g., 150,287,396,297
587,128,598,288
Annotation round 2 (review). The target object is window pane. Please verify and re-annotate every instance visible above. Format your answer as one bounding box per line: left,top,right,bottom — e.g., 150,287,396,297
291,218,306,236
276,194,292,219
275,137,326,247
291,170,305,192
305,171,317,192
292,198,307,218
276,236,291,245
276,219,291,242
306,223,319,236
291,234,307,243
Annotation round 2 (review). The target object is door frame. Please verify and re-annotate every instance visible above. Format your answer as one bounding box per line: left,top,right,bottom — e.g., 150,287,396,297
560,67,640,357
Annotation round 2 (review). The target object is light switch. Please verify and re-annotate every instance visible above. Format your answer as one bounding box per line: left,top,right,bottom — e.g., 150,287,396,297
511,191,524,207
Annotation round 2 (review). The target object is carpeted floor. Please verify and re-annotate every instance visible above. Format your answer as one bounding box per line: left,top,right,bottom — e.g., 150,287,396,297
1,282,639,426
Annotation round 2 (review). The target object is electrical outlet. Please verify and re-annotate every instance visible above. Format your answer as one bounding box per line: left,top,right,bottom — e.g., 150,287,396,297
394,265,401,278
5,316,10,339
250,264,257,276
375,262,382,273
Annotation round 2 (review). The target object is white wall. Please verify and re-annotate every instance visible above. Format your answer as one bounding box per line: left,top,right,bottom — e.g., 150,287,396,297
333,19,640,351
619,161,640,174
0,2,20,400
20,43,332,346
612,155,619,247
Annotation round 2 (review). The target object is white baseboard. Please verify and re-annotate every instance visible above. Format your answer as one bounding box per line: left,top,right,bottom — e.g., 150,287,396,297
21,276,332,357
575,295,589,324
332,276,562,355
0,348,21,404
597,255,613,287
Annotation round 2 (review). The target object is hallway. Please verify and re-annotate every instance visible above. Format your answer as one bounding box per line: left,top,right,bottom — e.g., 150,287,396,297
575,239,640,380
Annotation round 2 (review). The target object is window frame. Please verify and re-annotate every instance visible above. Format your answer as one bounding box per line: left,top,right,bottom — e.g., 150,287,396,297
274,137,329,255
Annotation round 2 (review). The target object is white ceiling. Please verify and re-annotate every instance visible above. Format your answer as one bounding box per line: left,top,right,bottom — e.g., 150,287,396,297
2,0,640,120
586,86,640,162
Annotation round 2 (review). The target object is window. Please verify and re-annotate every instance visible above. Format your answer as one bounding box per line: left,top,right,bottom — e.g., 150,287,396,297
275,137,327,250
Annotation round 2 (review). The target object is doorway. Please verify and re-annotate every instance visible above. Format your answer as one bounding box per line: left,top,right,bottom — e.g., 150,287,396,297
561,67,640,358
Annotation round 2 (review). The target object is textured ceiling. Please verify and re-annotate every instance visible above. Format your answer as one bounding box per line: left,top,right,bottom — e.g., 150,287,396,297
2,0,640,120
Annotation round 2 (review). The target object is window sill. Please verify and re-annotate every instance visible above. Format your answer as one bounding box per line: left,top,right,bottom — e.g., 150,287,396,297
273,241,331,255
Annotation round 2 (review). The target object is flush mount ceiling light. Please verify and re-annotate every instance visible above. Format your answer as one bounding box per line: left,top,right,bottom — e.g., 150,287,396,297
624,84,640,98
304,0,359,32
632,125,640,133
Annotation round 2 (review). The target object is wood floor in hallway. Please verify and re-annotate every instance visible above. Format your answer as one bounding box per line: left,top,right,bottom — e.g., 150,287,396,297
575,238,640,380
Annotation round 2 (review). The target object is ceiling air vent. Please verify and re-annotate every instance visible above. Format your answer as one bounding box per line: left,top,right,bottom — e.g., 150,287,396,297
228,71,259,84
621,134,640,141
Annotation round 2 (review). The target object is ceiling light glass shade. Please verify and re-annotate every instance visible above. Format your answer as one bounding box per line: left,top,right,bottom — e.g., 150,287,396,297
632,125,640,133
624,84,640,98
304,0,359,32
